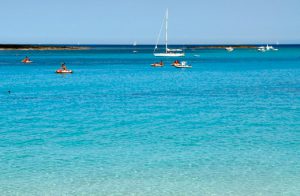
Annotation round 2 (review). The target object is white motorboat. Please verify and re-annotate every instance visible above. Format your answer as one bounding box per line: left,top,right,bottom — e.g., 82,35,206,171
172,61,192,68
225,47,234,52
153,9,185,57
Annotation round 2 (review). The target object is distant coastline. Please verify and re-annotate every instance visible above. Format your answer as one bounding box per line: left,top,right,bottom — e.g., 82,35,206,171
186,45,258,49
0,44,89,50
1,44,298,51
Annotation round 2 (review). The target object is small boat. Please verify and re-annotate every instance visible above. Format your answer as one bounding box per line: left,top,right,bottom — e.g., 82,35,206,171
56,69,73,74
172,61,192,68
258,46,266,52
151,63,164,67
151,61,164,67
225,47,234,52
56,63,72,73
21,57,32,63
258,44,278,52
22,60,33,64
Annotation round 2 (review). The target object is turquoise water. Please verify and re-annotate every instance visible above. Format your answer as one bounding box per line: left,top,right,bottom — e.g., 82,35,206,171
1,46,300,195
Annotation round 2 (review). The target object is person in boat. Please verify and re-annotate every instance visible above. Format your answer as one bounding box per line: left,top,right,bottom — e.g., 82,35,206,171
61,62,67,70
174,60,180,65
22,56,30,63
152,60,163,66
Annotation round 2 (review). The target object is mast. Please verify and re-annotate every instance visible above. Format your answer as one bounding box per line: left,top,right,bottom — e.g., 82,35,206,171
154,11,165,53
165,8,168,53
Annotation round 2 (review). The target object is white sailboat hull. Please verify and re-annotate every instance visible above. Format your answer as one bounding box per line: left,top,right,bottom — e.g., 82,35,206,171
154,53,185,57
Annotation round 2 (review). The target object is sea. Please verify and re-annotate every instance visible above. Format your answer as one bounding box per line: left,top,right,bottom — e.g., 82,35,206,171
0,45,300,195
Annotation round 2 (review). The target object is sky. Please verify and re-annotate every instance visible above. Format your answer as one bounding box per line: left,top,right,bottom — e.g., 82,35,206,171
0,0,300,44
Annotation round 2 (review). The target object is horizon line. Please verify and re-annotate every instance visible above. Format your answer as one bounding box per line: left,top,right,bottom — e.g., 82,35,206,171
1,43,300,46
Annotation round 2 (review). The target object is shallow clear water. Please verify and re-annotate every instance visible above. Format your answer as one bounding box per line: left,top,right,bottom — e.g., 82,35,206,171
1,46,300,195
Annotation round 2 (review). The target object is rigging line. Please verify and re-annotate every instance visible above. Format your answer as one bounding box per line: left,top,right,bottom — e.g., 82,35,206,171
154,13,166,53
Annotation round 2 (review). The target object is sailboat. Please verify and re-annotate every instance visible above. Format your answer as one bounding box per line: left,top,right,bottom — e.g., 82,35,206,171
153,9,185,57
258,44,278,52
133,41,138,53
266,44,278,51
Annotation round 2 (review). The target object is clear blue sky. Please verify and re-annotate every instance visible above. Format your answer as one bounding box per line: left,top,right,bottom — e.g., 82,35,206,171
0,0,299,44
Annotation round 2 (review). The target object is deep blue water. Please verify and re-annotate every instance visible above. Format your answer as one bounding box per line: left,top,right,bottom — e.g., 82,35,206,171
0,46,300,195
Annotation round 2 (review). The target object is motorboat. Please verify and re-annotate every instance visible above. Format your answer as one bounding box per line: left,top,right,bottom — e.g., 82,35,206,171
172,61,192,68
225,47,234,52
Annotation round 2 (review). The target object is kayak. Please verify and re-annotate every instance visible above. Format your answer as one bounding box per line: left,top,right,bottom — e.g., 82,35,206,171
22,60,32,64
151,63,164,67
56,69,73,74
